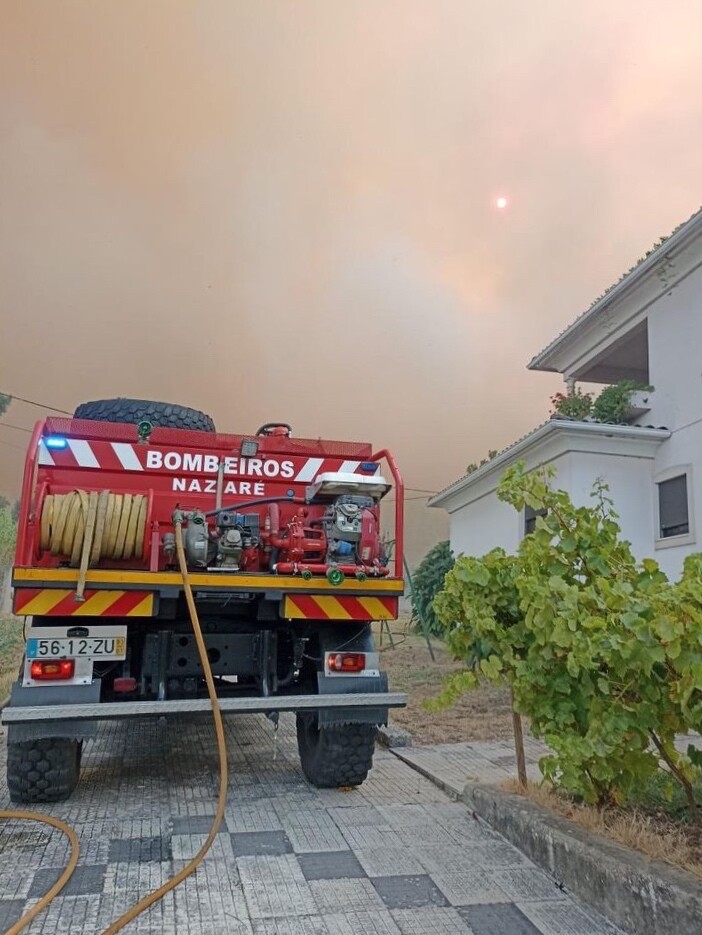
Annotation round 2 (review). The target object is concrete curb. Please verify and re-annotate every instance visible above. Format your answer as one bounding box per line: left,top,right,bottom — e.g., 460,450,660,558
463,782,702,935
377,723,413,749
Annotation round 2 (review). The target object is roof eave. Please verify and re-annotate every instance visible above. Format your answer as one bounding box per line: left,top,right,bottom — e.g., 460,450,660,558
428,420,670,508
527,208,702,373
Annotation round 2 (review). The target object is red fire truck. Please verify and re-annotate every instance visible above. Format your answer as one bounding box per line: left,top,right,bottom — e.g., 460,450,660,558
2,398,405,802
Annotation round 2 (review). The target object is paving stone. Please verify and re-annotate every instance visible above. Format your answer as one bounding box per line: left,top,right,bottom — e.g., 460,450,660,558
0,901,25,932
458,902,541,935
355,846,426,877
232,830,293,857
278,809,350,852
310,877,386,914
171,830,234,861
171,814,218,834
103,860,173,896
108,835,172,862
429,869,509,906
321,909,402,934
238,855,317,919
172,861,250,934
516,899,623,935
28,863,107,898
391,906,473,934
372,874,450,910
23,894,102,935
492,866,562,902
226,802,285,833
252,918,329,935
337,822,404,850
298,850,367,880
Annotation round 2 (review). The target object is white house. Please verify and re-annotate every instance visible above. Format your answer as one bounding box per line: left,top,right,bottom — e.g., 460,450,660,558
429,207,702,580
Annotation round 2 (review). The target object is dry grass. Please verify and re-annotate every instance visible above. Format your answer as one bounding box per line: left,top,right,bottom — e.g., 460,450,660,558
374,619,516,745
0,614,24,702
504,779,702,881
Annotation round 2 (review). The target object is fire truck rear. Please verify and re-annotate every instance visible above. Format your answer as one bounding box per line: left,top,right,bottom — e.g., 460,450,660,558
2,399,405,802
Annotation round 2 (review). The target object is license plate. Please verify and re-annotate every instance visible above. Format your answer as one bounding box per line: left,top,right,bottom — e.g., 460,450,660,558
26,626,127,660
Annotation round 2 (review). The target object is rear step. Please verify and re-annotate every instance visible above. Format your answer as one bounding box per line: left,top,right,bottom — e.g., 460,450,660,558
2,692,406,723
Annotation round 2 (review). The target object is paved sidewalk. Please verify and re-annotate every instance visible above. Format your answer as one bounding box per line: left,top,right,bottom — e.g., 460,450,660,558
0,715,623,935
391,732,702,798
392,738,547,796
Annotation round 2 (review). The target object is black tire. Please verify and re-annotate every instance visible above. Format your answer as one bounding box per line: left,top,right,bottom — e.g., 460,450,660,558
296,715,376,788
7,738,81,803
73,398,216,433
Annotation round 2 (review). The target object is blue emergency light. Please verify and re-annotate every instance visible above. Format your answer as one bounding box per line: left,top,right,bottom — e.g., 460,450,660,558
44,436,68,450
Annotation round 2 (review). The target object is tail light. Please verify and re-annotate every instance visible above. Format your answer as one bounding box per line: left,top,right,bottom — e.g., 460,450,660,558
327,652,366,673
30,659,75,681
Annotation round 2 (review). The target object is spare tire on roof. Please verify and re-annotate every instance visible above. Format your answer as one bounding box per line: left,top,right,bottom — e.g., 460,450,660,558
73,398,216,432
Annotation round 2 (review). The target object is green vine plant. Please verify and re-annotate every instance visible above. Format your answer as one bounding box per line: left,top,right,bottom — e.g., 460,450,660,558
431,462,702,817
591,380,653,424
550,381,653,425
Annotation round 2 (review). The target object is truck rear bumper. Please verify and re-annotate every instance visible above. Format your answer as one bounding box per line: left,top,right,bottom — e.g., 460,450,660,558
1,692,406,724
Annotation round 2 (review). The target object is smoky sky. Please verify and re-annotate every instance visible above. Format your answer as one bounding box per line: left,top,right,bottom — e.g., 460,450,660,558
2,1,702,562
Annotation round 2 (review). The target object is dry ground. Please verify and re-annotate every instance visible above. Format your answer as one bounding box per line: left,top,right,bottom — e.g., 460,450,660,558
0,614,23,702
506,779,702,882
375,620,515,745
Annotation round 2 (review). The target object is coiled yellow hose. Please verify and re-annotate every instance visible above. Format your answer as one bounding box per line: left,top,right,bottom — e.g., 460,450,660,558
39,491,147,598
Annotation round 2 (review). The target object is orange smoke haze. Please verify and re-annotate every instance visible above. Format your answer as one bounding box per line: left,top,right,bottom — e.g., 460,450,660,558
2,1,702,563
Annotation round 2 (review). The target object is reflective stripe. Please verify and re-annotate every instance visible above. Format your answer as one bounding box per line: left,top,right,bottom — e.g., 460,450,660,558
312,595,353,619
37,440,55,466
338,460,360,474
67,438,100,468
358,597,396,620
294,457,325,482
111,442,144,471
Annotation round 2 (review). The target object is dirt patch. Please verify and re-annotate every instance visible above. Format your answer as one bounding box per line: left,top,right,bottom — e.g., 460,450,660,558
505,778,702,882
375,620,515,745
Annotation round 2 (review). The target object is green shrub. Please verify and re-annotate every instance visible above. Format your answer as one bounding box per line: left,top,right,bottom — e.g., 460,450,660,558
433,463,702,816
410,540,454,637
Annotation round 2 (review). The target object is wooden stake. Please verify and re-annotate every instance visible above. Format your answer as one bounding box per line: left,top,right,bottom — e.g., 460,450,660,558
511,687,527,788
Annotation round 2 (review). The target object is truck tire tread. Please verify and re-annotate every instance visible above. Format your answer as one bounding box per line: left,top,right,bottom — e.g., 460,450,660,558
7,738,81,803
296,715,376,788
73,398,215,432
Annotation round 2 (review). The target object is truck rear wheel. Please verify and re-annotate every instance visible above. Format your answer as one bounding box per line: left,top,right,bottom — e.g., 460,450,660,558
296,714,376,788
7,738,81,804
73,397,216,433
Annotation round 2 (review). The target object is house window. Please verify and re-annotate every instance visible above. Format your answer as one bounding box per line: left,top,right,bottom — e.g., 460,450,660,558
658,475,689,539
524,505,547,535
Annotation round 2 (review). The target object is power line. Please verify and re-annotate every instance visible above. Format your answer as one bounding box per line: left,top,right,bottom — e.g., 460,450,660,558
0,391,72,415
0,438,27,452
0,422,32,434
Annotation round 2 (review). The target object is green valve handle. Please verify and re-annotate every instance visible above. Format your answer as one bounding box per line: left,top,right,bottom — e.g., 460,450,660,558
137,419,153,442
301,569,313,581
326,567,345,586
355,570,367,582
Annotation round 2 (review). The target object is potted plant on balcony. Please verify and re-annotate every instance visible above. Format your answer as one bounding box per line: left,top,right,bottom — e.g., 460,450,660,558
550,389,593,421
592,381,654,424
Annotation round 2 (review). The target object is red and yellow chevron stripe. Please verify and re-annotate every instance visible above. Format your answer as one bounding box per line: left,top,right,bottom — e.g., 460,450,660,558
13,588,154,617
283,594,397,621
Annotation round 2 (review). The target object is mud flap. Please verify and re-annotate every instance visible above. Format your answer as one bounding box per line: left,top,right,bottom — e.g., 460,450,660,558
7,679,101,743
315,671,389,728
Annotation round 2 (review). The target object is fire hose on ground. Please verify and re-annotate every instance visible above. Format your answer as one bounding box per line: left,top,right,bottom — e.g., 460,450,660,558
1,509,229,935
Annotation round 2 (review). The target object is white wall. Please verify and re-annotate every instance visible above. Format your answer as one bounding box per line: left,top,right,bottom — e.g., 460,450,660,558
444,442,668,573
639,264,702,577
